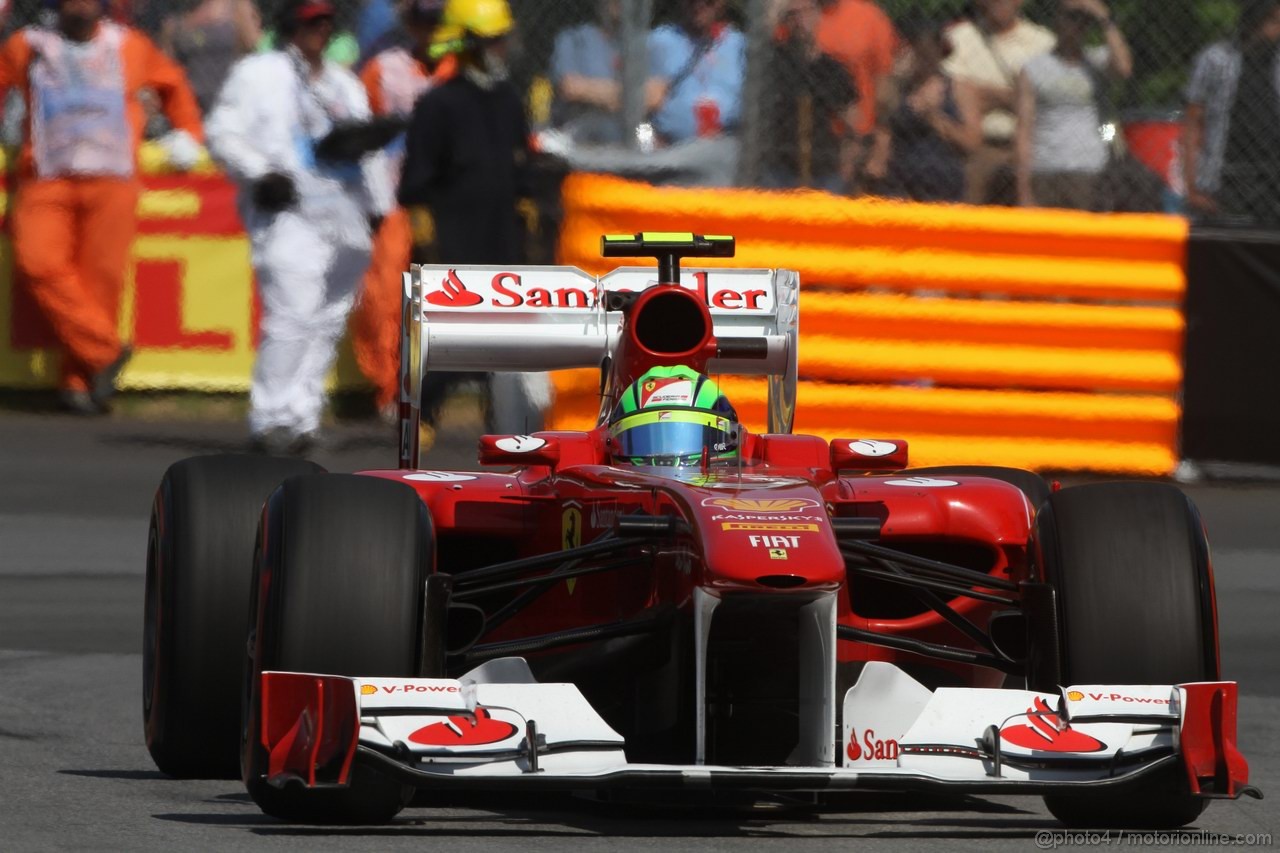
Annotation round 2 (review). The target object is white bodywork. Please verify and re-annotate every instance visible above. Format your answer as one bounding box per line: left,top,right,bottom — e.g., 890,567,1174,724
268,659,1202,788
397,264,801,466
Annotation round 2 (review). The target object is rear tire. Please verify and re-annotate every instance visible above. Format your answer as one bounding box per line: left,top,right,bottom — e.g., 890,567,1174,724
1031,482,1217,828
901,465,1050,510
242,474,433,824
144,454,323,779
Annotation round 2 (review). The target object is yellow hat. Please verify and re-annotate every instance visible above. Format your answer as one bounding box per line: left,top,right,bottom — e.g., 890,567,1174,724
441,0,513,39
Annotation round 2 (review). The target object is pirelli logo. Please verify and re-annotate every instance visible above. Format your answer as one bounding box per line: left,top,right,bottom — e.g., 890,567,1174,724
722,523,821,532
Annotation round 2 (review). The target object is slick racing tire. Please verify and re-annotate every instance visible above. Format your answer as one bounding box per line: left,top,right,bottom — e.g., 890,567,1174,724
900,466,1051,510
1031,482,1217,829
243,474,434,824
144,454,323,779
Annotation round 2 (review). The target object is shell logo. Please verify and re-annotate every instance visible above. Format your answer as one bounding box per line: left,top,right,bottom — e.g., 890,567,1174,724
361,684,378,695
1067,690,1084,701
703,498,821,513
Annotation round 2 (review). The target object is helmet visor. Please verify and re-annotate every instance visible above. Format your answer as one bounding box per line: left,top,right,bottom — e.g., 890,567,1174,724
610,410,737,465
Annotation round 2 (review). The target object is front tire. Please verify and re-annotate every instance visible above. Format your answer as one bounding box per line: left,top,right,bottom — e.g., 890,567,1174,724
1031,482,1217,828
901,465,1051,510
242,474,434,824
144,454,323,779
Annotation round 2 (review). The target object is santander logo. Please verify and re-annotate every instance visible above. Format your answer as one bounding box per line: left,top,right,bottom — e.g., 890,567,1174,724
1000,697,1106,753
420,268,773,312
425,270,484,307
408,708,519,747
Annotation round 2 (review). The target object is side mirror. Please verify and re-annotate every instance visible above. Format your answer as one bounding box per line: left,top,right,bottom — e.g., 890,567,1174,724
478,434,562,468
831,439,909,473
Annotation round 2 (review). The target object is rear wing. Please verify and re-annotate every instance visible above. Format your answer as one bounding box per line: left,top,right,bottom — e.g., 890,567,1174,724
397,263,799,467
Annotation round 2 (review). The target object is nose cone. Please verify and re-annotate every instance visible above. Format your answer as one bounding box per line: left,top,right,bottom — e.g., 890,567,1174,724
692,492,845,591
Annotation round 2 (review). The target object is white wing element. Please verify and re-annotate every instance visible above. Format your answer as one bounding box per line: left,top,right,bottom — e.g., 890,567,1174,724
407,264,796,374
397,264,800,465
259,661,1244,793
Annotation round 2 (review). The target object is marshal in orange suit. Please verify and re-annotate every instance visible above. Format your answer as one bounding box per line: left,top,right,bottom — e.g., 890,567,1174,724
0,0,203,413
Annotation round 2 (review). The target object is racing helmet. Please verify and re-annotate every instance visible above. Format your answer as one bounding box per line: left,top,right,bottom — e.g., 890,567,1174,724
608,367,739,467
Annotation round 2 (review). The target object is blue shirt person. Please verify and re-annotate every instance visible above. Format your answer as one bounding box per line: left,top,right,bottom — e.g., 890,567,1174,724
550,0,624,144
647,9,745,144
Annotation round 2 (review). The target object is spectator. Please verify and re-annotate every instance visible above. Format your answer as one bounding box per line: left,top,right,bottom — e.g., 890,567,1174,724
814,0,898,136
763,0,860,191
206,0,394,454
550,0,624,145
647,0,745,145
258,7,361,67
944,0,1055,204
1015,0,1131,210
0,0,202,415
399,0,550,439
357,0,398,58
1183,0,1280,225
160,0,262,113
351,0,451,422
869,20,981,203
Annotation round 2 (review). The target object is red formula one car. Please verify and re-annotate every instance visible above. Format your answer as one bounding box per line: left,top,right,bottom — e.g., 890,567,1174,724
143,234,1259,826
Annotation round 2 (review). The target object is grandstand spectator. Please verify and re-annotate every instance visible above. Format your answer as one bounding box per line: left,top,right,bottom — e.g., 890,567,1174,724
944,0,1054,204
0,0,203,415
869,19,981,203
647,0,745,145
357,0,398,58
549,0,625,145
1015,0,1131,211
813,0,898,136
258,4,361,67
763,0,859,191
1183,0,1280,226
160,0,262,113
351,0,450,422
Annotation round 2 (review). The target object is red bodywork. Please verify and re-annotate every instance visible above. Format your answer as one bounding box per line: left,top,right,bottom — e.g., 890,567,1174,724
364,440,1031,691
363,283,1033,691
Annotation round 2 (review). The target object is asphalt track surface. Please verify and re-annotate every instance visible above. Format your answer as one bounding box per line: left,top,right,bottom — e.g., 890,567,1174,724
0,411,1275,852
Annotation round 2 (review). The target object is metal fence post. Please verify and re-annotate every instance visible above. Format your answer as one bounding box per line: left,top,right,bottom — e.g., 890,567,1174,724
737,0,771,187
620,0,654,151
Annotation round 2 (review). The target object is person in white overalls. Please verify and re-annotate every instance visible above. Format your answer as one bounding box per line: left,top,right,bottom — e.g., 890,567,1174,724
205,0,394,454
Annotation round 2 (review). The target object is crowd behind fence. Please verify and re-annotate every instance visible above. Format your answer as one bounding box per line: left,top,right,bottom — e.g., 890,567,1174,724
1,0,1275,226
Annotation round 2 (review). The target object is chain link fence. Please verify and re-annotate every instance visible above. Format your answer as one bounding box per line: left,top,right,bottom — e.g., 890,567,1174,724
2,0,1274,224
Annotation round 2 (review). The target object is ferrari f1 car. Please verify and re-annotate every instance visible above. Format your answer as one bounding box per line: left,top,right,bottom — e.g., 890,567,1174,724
143,233,1259,826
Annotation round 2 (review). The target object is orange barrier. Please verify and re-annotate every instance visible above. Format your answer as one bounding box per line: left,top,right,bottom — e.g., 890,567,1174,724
551,175,1188,475
0,158,1189,475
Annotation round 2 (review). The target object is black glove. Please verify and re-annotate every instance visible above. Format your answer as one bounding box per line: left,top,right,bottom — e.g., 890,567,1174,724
252,172,298,213
315,117,410,162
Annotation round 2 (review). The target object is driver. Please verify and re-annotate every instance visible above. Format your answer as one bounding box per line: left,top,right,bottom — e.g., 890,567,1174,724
608,366,740,467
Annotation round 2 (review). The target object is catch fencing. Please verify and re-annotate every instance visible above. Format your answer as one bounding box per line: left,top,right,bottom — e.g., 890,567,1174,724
2,1,1263,221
